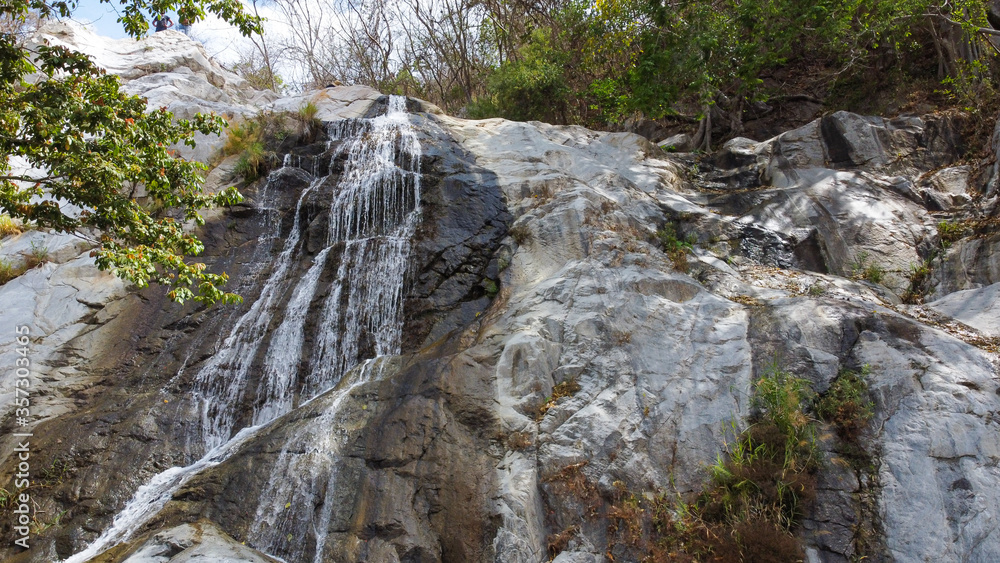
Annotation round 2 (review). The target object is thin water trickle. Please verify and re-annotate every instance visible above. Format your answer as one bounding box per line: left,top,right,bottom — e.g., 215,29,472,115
64,95,421,563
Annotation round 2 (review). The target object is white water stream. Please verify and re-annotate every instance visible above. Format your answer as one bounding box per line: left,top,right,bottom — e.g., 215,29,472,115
64,95,421,563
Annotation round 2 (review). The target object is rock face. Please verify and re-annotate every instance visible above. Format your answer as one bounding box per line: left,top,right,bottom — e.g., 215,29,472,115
2,23,1000,563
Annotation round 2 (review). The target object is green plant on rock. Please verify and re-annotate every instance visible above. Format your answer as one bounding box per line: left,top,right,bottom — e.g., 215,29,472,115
23,240,48,268
705,366,819,526
234,140,269,180
218,112,286,181
296,101,322,143
537,377,581,419
508,223,532,245
601,364,819,561
482,278,499,297
807,282,826,297
817,366,874,443
901,259,934,304
850,251,886,284
657,223,694,272
937,219,970,247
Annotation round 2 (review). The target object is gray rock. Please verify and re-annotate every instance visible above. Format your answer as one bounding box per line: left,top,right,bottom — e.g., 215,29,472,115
119,521,280,562
928,282,1000,337
657,133,692,152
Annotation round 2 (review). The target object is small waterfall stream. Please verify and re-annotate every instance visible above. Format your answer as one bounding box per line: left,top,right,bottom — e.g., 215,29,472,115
64,95,421,563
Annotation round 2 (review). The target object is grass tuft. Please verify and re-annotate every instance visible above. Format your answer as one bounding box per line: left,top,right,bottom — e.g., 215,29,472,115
657,223,695,272
850,251,885,284
0,214,21,237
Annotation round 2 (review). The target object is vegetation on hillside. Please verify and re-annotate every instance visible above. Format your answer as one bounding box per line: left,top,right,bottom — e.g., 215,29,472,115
246,0,1000,150
1,0,260,304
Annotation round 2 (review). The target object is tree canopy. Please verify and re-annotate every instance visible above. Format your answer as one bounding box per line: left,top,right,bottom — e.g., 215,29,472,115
0,0,261,305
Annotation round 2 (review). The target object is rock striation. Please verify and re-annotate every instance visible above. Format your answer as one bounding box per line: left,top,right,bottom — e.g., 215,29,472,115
1,22,999,563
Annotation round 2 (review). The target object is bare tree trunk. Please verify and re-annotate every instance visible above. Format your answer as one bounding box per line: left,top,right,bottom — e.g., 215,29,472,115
249,0,278,91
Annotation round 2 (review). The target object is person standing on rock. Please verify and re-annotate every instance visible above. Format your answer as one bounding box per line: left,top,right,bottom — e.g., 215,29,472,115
153,14,174,32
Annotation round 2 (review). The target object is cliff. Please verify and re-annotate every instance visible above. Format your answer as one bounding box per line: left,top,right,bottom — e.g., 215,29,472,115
1,23,999,563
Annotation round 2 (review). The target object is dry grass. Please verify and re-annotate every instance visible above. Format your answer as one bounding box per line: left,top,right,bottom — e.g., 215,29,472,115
0,258,18,284
0,214,21,237
537,378,581,419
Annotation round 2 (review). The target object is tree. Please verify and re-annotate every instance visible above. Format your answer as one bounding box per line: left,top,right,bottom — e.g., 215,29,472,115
0,0,261,305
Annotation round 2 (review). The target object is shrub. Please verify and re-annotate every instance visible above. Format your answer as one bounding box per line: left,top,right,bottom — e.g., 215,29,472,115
807,282,826,296
508,223,532,245
750,366,814,444
657,223,694,272
234,141,270,180
296,102,322,143
938,220,970,247
901,259,934,304
817,366,874,442
220,118,263,159
468,29,571,123
218,113,286,181
601,365,820,561
537,378,581,419
482,278,499,297
706,367,819,527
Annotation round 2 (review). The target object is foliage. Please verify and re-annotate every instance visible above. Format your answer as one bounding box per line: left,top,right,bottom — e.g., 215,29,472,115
230,47,285,93
482,277,499,297
0,8,40,42
807,282,826,296
219,106,327,182
901,258,935,304
1,0,260,305
24,239,47,268
295,101,322,143
508,223,532,245
537,377,581,419
850,251,886,284
657,223,694,272
468,29,570,123
234,141,268,180
218,114,283,181
817,366,874,442
0,240,48,283
938,219,971,245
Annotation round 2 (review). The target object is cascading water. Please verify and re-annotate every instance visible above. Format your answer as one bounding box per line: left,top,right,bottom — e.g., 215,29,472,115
249,95,421,561
64,95,421,563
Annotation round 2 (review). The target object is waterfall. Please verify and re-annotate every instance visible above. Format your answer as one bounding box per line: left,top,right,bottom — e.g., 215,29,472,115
249,94,421,560
194,177,320,451
250,358,393,563
64,95,421,563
